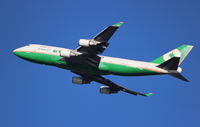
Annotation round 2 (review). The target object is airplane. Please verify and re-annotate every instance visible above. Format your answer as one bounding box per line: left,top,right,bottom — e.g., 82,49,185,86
13,22,194,96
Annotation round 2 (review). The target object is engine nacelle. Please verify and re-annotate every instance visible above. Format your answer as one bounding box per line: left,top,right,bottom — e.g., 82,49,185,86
79,39,101,47
99,86,118,94
72,77,91,84
60,49,80,58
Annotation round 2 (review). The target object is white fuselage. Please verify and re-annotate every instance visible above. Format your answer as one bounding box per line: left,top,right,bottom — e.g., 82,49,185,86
14,44,172,74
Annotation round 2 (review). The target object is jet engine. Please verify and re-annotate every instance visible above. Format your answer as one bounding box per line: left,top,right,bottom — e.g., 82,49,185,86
60,49,80,58
79,39,101,47
72,77,91,84
99,86,118,94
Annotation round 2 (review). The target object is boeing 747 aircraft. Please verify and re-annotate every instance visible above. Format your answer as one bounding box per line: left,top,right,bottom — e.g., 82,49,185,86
13,22,193,96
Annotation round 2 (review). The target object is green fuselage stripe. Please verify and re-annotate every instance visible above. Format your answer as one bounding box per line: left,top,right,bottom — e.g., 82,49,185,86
14,51,160,76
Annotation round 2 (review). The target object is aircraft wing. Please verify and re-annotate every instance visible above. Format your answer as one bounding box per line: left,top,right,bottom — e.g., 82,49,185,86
91,75,153,96
61,22,124,68
76,22,124,55
93,22,124,42
73,72,153,96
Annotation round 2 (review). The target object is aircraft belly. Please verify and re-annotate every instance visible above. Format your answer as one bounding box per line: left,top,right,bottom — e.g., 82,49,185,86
99,62,159,76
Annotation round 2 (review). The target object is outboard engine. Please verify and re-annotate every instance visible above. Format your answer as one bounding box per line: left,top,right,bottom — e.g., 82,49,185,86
99,86,118,94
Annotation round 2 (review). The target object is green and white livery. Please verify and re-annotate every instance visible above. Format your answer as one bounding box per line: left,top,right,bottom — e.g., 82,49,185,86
13,22,194,96
151,45,193,65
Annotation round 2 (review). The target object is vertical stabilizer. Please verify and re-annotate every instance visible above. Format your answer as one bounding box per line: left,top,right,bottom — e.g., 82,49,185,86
151,45,194,65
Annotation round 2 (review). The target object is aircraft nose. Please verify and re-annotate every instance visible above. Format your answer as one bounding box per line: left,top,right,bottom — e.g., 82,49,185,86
13,47,27,58
13,48,21,56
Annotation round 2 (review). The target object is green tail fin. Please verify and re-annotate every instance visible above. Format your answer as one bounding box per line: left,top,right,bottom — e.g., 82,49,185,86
151,45,194,65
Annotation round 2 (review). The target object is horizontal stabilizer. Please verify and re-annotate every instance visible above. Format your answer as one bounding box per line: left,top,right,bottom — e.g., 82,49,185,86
157,57,189,82
157,57,180,70
169,71,189,82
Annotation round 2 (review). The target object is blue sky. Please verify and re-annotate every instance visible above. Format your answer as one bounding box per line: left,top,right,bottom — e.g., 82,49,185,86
1,0,200,127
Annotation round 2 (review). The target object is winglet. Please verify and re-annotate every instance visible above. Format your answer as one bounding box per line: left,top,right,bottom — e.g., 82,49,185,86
112,22,124,27
145,92,154,97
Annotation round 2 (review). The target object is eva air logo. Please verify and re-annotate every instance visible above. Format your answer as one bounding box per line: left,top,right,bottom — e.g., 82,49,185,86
169,52,175,58
163,49,181,61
